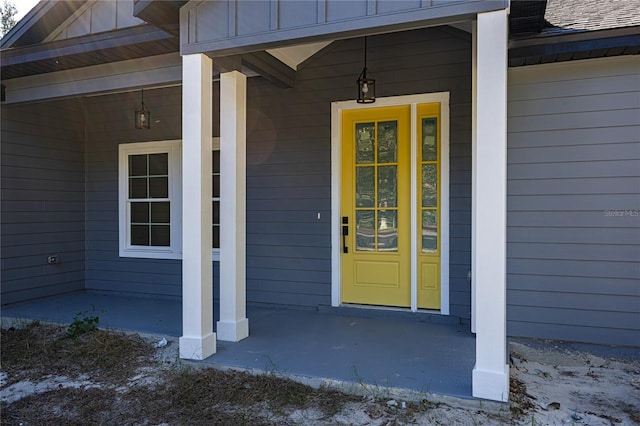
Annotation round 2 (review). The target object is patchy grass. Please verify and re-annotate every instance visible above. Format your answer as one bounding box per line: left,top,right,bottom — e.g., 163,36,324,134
0,322,361,425
1,321,152,385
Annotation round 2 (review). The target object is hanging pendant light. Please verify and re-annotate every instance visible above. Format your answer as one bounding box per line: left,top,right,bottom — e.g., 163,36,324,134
356,37,376,104
135,88,151,129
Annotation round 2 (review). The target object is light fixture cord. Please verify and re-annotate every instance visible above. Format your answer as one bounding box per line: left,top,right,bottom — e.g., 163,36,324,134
364,37,368,70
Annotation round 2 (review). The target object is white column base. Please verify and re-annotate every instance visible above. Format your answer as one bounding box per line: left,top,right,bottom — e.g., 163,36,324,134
216,318,249,342
472,364,510,402
179,332,217,360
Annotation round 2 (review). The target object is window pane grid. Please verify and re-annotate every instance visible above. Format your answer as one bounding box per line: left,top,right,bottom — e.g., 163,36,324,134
420,117,438,254
355,121,398,252
128,153,169,199
212,150,221,249
127,152,170,247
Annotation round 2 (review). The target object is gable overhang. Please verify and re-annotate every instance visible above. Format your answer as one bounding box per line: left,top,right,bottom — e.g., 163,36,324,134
0,0,87,49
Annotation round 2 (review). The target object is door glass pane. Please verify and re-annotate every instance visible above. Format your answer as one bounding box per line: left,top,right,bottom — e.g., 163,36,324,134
422,118,437,161
422,164,437,207
377,210,398,252
378,165,397,207
356,210,375,251
377,121,397,163
422,210,437,253
150,225,170,246
356,166,374,207
355,122,375,164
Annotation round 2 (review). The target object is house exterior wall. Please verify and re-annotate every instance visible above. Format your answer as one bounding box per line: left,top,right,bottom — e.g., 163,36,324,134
506,55,640,346
245,27,473,313
82,27,474,317
1,100,86,304
84,87,192,298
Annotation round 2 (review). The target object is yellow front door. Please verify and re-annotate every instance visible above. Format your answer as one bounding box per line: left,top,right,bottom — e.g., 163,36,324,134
341,103,442,309
341,106,411,307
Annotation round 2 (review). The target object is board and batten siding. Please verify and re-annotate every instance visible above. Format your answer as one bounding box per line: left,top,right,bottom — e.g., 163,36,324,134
1,100,86,304
181,0,504,57
506,56,640,346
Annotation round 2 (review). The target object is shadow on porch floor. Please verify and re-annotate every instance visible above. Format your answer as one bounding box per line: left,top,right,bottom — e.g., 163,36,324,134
1,291,476,399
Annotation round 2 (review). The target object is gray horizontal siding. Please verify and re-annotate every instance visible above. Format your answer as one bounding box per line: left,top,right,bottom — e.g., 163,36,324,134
61,27,472,314
245,27,472,312
1,100,86,304
84,88,184,299
506,56,640,346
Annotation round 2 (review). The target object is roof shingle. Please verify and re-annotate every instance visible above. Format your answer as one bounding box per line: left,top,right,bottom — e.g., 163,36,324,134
543,0,640,35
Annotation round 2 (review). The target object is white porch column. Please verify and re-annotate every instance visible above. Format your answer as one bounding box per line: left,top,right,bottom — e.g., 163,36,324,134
217,70,249,342
471,19,478,335
180,53,216,360
472,9,509,402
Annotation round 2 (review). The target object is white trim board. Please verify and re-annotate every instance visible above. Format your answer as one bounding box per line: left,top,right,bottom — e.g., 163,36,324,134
331,92,450,314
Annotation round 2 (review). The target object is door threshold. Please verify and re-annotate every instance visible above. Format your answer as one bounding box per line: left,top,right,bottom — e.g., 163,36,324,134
318,304,460,325
341,303,441,314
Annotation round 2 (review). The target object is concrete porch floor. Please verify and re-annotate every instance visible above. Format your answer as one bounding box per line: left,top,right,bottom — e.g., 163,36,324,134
1,291,476,399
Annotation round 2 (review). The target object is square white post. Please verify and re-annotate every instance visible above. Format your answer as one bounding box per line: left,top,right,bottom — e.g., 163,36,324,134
180,53,216,360
217,70,249,342
472,9,510,402
471,19,477,335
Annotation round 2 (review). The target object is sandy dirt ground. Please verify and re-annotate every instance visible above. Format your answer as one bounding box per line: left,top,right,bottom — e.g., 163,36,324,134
1,325,639,425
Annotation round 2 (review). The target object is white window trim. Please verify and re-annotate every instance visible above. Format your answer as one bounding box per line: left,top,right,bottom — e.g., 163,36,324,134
118,140,182,259
118,139,222,261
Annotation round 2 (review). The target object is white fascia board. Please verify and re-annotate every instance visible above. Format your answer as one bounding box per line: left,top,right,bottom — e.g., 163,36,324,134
3,52,182,104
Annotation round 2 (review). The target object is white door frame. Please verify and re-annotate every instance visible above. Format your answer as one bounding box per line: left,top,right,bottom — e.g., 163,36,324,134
330,92,450,314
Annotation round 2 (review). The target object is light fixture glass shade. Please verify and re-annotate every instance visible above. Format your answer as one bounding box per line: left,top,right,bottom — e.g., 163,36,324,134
135,89,150,129
357,67,376,104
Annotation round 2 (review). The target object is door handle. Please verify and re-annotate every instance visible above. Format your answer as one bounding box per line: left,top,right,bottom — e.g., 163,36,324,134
342,216,349,253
